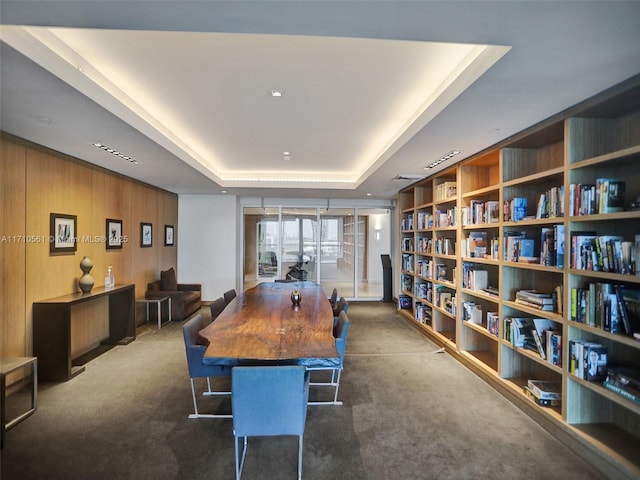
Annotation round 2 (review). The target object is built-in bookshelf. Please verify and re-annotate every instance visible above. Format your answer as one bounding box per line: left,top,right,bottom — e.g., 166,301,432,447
396,75,640,480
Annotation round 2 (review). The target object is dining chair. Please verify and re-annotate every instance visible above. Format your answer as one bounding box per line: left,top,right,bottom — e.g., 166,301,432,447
224,288,237,305
308,310,350,406
182,313,232,419
209,296,226,322
328,288,338,309
232,365,310,480
332,297,348,327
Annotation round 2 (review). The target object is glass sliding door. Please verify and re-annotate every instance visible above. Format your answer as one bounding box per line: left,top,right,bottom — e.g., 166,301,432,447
243,207,280,289
243,204,391,298
281,208,318,282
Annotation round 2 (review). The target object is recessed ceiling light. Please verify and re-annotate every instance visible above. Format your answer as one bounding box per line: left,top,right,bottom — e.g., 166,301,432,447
93,142,140,165
271,89,283,97
221,190,227,194
366,193,372,196
423,150,462,169
37,116,51,124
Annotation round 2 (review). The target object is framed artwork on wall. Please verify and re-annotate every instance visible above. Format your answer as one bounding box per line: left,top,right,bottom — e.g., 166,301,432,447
106,219,123,250
140,222,152,248
49,213,77,254
164,225,174,246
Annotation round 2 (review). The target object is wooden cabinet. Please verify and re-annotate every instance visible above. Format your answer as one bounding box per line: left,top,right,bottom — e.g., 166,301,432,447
396,75,640,479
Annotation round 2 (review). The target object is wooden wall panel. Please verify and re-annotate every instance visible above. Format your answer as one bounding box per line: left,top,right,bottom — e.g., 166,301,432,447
1,132,177,358
0,135,27,358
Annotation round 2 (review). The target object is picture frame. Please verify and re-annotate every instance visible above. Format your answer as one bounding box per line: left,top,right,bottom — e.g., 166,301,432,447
106,219,123,250
50,213,77,254
164,225,174,246
140,222,152,247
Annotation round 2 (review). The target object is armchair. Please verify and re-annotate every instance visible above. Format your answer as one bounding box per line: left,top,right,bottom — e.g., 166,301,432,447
146,267,201,321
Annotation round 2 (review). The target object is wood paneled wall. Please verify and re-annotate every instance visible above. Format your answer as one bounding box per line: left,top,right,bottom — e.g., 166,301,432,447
0,132,178,359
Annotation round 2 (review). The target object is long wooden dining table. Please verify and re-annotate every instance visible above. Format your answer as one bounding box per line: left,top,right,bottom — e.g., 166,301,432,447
200,281,339,367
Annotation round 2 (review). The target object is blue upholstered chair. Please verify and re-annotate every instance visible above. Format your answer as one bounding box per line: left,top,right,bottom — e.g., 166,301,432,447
308,310,350,406
332,297,348,327
209,296,226,322
328,288,338,309
232,365,310,480
182,313,232,419
224,288,237,305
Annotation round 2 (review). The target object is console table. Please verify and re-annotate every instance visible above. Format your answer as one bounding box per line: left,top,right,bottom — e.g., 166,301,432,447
33,284,136,382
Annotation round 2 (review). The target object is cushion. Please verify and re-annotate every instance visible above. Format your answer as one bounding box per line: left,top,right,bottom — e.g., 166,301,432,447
161,267,178,291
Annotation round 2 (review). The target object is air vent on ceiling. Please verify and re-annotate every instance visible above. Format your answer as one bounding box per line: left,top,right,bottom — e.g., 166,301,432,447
392,174,425,181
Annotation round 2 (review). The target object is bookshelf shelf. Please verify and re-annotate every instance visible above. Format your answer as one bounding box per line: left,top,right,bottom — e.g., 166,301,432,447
396,75,640,479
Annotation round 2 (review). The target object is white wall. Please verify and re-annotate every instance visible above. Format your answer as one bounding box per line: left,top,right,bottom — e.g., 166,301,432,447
367,213,391,284
178,194,238,301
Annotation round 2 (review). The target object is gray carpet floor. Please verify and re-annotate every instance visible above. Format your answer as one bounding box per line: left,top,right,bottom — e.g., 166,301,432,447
1,302,607,480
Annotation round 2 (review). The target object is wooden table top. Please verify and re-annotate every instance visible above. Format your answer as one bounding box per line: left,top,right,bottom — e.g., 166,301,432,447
200,282,339,365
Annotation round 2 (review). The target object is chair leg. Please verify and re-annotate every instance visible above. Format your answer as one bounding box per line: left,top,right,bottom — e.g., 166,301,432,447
203,377,231,396
298,434,303,480
235,435,247,480
188,378,233,419
308,368,343,406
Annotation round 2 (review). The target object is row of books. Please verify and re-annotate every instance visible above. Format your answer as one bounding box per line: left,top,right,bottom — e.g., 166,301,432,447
603,367,640,405
402,254,414,272
461,200,500,226
568,340,608,381
461,263,488,291
503,197,528,222
535,185,564,219
570,232,639,275
401,214,414,232
401,274,413,293
415,282,433,301
524,380,562,407
416,212,433,230
414,237,456,255
434,207,457,228
402,237,413,252
504,316,561,364
568,179,625,216
515,288,561,314
570,283,640,336
414,302,432,325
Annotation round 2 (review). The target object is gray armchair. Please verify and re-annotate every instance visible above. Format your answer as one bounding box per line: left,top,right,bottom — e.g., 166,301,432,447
146,267,201,321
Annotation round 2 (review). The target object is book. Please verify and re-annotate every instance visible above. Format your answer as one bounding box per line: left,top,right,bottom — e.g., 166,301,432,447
606,367,640,390
599,179,625,213
516,290,554,304
603,380,640,404
615,285,640,335
527,380,562,400
468,231,488,258
511,317,536,350
523,385,562,407
583,344,607,381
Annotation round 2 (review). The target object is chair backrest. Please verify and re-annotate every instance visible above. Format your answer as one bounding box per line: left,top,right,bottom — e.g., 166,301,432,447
328,288,338,308
210,296,226,321
232,365,309,437
224,289,237,305
333,296,348,317
183,314,210,377
334,311,350,362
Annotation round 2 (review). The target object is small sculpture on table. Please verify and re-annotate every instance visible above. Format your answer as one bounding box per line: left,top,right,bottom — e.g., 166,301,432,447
290,289,302,306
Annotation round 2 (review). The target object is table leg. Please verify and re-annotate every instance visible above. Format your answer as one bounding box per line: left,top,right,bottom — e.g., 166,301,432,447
157,301,162,329
168,297,172,322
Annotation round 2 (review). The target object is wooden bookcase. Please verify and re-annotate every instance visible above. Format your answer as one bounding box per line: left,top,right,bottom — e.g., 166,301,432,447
396,75,640,480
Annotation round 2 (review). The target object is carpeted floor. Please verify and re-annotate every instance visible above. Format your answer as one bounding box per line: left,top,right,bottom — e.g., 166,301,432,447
1,302,607,480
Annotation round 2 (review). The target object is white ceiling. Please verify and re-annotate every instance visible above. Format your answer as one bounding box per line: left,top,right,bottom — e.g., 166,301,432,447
2,1,640,200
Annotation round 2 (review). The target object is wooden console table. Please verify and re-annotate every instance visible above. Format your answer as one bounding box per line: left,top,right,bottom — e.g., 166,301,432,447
33,284,136,382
